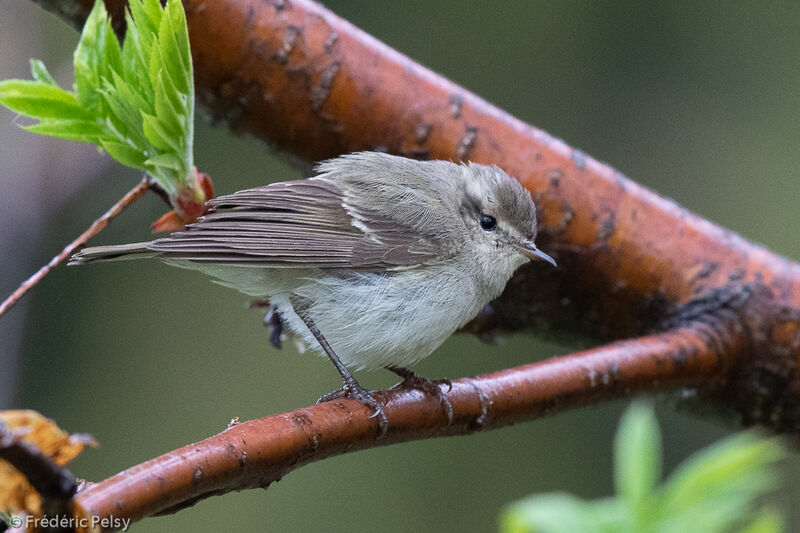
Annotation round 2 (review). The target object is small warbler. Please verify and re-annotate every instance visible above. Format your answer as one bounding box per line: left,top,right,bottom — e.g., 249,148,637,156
70,152,555,432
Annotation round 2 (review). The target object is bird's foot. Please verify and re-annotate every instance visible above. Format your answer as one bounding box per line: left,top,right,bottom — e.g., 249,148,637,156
318,379,388,437
387,366,453,424
249,299,283,349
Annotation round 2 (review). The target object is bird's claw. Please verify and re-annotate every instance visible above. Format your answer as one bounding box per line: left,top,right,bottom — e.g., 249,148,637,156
318,381,388,437
388,367,454,424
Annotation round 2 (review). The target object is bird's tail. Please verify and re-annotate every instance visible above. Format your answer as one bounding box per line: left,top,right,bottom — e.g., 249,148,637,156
68,242,159,265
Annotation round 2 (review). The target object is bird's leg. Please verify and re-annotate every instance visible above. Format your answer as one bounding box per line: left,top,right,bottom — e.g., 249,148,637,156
298,312,389,436
264,307,283,349
387,366,453,424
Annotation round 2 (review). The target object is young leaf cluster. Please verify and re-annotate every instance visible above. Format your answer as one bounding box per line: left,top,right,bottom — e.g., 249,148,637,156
0,0,194,197
500,402,786,533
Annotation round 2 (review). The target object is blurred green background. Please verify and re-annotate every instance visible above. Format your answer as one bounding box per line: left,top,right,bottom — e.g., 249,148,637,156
1,1,799,531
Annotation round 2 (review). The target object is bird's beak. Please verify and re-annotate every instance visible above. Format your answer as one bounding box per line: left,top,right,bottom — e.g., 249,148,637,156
515,241,557,267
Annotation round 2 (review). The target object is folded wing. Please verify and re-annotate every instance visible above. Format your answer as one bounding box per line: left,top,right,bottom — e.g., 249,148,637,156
147,178,450,270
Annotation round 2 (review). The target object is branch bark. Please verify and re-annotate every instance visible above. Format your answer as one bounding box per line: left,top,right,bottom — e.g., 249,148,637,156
74,326,740,527
19,0,800,529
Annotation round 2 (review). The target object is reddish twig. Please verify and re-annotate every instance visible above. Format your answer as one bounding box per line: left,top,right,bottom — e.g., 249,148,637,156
0,177,150,318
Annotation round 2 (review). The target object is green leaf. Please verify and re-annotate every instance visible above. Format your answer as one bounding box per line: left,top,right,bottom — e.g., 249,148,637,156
29,59,58,86
153,70,184,132
660,434,784,514
100,139,148,169
0,0,195,202
140,0,166,31
145,153,184,171
500,493,624,533
160,0,193,97
73,0,109,109
142,112,180,153
98,78,149,148
24,119,105,143
739,508,784,533
501,405,786,533
0,80,89,120
614,401,661,519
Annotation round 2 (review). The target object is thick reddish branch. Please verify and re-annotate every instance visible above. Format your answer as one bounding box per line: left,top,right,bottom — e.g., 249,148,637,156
74,327,739,528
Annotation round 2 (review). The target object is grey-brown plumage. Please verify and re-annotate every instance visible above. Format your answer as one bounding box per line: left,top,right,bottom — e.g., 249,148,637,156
71,153,540,272
148,177,443,268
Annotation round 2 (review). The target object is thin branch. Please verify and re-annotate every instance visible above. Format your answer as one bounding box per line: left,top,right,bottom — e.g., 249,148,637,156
75,327,741,529
0,177,150,318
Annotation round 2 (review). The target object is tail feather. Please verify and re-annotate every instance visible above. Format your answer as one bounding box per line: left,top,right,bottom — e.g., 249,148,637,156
68,242,158,265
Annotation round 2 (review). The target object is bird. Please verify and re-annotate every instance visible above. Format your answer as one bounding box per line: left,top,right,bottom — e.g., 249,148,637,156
69,152,556,433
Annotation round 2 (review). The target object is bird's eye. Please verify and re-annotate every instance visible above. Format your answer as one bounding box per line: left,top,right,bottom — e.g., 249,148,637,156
479,213,497,231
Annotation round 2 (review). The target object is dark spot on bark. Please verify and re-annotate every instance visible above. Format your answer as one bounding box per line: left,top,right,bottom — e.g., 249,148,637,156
728,268,747,282
598,212,616,242
275,25,300,64
642,291,668,331
456,125,477,160
406,148,431,160
311,61,341,111
662,284,757,331
116,501,124,510
324,31,339,53
572,149,587,170
467,383,492,430
448,95,464,119
552,204,574,233
415,122,432,144
672,347,689,371
272,0,286,11
548,168,562,188
696,260,719,281
291,413,313,427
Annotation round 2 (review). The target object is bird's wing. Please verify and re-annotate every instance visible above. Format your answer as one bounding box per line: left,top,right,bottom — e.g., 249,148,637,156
147,177,454,270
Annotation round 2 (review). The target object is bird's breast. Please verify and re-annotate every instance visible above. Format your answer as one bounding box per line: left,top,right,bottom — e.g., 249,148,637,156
280,266,485,371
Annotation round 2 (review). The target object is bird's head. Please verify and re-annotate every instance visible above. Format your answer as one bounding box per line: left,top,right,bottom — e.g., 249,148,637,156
457,162,555,281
